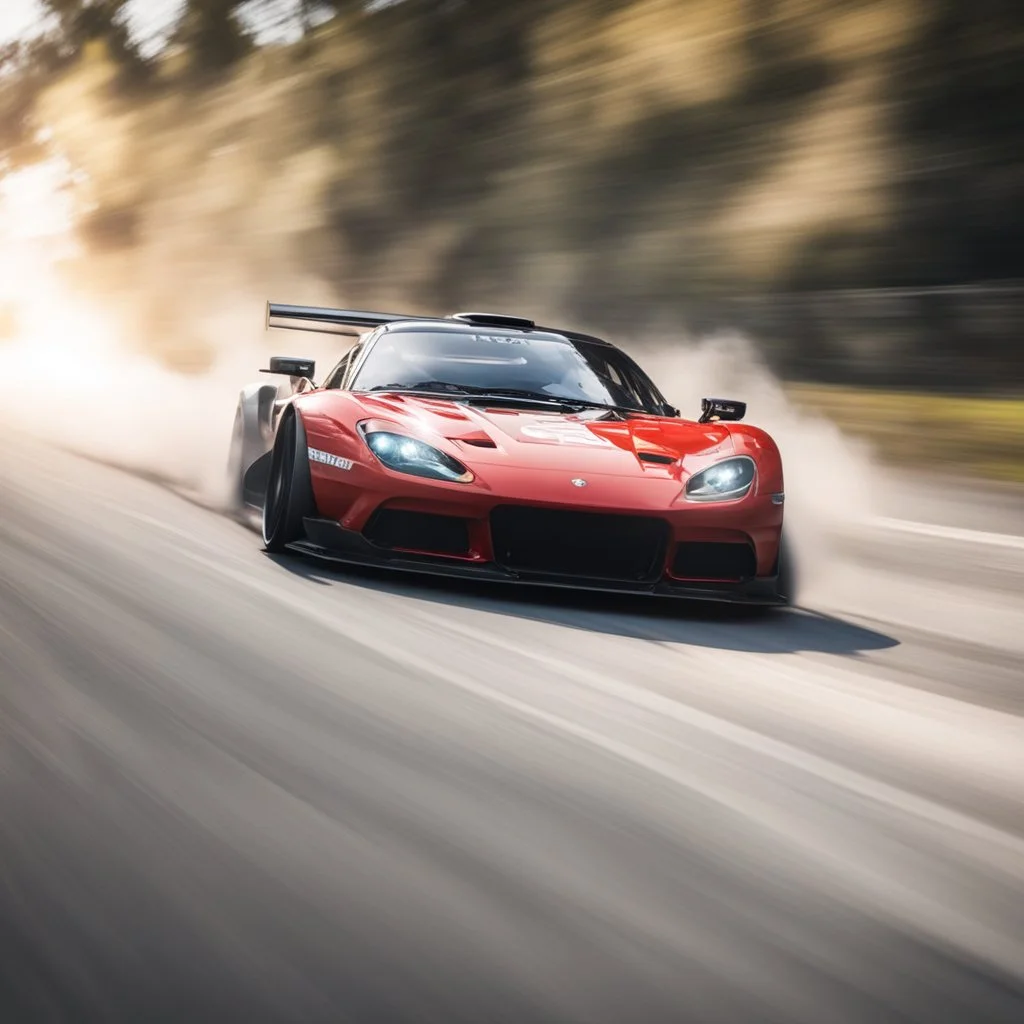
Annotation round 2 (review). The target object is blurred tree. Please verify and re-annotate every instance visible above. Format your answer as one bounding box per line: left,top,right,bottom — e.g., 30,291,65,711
38,0,147,79
888,0,1024,286
174,0,252,74
296,0,358,33
233,0,348,39
1,0,1020,386
0,35,68,157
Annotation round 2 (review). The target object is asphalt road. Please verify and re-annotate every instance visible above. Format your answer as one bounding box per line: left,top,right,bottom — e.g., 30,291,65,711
1,434,1022,1024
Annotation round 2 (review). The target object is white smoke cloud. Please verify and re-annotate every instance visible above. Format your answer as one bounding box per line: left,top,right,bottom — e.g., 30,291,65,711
0,159,344,507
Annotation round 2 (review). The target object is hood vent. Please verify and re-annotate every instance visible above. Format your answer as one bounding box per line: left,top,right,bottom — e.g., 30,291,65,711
454,436,498,449
637,452,676,465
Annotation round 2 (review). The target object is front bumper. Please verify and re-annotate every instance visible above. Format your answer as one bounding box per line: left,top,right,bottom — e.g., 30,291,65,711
288,518,786,605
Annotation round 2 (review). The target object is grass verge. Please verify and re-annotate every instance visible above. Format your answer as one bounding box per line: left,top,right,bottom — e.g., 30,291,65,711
785,385,1024,483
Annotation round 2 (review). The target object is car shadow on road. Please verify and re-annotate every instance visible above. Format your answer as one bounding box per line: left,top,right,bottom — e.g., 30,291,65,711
263,552,899,657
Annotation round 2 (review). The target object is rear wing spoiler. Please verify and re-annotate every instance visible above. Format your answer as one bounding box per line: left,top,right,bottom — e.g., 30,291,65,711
265,302,615,352
266,302,421,336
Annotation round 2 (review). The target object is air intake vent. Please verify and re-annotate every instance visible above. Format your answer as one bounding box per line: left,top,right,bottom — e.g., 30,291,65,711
671,542,756,581
490,507,668,582
364,510,470,556
637,452,675,465
450,312,536,331
456,436,498,448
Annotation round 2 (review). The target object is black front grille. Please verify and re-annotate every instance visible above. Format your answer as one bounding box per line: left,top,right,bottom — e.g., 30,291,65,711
490,506,668,582
364,509,470,556
671,542,756,581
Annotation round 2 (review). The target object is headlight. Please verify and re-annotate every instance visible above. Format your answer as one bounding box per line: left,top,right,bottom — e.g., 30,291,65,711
684,456,755,502
363,430,473,483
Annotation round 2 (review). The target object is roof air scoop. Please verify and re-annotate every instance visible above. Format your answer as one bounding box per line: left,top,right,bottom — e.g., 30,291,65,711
450,312,536,331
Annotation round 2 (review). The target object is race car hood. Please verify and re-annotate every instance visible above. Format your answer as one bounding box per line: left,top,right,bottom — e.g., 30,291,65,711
346,393,736,477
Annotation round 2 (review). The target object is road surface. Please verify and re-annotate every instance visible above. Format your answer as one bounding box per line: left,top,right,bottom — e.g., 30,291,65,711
1,434,1022,1023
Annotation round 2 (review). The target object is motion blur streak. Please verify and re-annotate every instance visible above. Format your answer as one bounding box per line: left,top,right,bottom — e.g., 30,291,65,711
1,435,1023,1023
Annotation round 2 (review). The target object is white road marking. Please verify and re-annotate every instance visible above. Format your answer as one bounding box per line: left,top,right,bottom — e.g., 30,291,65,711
874,517,1024,550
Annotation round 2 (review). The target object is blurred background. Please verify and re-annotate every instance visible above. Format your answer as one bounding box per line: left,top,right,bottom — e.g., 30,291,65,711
0,0,1022,479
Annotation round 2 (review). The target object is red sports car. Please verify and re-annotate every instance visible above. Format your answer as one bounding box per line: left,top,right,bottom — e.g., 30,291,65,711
229,304,794,605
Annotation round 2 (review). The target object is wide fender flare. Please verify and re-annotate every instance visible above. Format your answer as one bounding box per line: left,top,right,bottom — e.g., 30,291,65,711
236,381,280,505
238,382,279,458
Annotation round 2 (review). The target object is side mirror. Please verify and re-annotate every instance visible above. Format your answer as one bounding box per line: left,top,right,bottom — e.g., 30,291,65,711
698,397,746,423
260,356,316,379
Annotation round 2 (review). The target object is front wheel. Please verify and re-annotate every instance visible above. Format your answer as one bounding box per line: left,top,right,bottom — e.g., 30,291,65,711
262,409,316,553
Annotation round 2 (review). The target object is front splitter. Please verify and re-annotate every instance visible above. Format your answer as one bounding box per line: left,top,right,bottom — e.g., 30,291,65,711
284,518,786,606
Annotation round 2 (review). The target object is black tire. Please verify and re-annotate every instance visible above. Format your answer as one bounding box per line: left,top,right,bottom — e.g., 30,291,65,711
262,409,316,553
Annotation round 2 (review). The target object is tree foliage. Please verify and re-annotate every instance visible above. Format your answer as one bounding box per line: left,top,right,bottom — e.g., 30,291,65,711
1,0,1022,386
38,0,147,77
173,0,252,74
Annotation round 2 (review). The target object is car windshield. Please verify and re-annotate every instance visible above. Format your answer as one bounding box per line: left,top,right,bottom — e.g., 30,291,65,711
349,329,658,412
